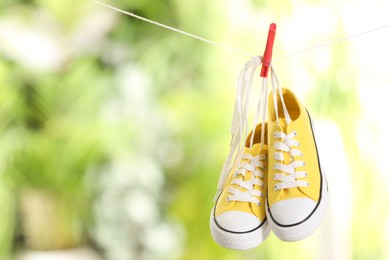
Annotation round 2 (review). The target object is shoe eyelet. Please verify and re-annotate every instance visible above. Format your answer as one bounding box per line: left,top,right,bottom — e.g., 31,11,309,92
226,197,230,202
274,185,277,191
256,202,261,206
306,183,310,187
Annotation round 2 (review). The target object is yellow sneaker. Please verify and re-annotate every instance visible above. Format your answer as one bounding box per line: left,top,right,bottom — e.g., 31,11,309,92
210,124,270,249
266,88,329,241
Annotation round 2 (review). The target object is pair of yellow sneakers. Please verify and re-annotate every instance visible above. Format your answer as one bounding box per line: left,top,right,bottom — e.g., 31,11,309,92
210,88,329,250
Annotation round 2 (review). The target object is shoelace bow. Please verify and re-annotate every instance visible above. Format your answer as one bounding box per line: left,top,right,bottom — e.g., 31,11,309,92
226,153,266,205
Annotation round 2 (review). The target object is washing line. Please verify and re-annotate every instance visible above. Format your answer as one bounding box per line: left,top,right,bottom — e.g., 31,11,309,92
93,0,390,61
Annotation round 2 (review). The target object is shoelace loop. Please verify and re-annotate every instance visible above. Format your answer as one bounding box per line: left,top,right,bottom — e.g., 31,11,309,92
273,131,309,190
226,153,266,206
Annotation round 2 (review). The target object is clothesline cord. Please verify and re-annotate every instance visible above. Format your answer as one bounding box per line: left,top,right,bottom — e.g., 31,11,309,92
275,23,390,61
93,0,255,57
94,0,390,60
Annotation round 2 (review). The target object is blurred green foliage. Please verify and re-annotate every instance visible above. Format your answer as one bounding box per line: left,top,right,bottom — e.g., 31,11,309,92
0,0,389,259
4,60,108,193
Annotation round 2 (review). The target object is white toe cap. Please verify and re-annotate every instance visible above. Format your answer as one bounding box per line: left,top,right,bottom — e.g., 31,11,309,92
269,198,316,225
215,211,261,232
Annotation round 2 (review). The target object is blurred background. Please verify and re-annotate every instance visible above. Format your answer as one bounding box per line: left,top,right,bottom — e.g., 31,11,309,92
1,0,390,259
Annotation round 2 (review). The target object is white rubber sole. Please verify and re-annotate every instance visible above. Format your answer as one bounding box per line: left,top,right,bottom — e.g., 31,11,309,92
209,208,270,250
266,174,329,241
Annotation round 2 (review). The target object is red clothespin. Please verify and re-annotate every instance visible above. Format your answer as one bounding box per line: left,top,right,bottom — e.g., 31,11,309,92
260,23,277,78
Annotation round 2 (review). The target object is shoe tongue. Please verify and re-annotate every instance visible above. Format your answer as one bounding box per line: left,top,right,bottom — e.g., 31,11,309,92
244,143,267,154
275,118,288,132
242,168,253,182
243,145,259,156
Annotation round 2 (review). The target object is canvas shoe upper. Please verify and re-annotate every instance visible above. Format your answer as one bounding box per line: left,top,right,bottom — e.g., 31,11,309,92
266,88,329,242
210,124,270,250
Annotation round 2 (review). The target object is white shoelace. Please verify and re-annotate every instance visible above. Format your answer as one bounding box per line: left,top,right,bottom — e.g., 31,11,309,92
226,153,266,205
214,56,306,201
273,131,309,190
214,56,269,201
269,68,309,190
